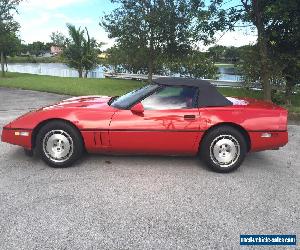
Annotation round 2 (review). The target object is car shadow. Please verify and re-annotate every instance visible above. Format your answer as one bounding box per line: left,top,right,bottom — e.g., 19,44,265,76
83,153,202,169
3,147,275,174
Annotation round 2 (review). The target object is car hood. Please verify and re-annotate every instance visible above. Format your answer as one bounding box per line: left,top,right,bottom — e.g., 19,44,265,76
42,95,113,110
3,95,117,130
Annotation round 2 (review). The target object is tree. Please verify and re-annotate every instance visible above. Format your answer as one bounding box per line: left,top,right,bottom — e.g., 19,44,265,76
0,0,22,77
0,31,21,72
104,45,149,74
237,45,284,90
213,0,275,100
82,28,101,77
224,46,240,63
208,45,227,62
166,51,218,79
230,1,273,101
62,24,100,78
27,41,48,56
50,31,67,47
208,45,241,64
105,46,218,79
182,52,218,79
19,43,29,55
250,0,272,101
267,0,300,105
20,42,52,56
101,0,226,82
212,0,300,103
224,0,300,103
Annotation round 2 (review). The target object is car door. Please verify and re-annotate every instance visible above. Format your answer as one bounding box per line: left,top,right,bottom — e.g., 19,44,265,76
109,85,203,155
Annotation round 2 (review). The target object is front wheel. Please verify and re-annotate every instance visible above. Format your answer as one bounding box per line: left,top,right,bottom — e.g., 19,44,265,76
36,121,84,168
200,126,247,173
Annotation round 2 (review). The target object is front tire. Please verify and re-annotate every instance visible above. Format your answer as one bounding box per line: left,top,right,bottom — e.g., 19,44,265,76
36,121,83,168
200,126,247,173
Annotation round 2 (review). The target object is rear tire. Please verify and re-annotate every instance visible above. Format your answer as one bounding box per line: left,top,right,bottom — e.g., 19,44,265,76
36,121,83,168
200,126,247,173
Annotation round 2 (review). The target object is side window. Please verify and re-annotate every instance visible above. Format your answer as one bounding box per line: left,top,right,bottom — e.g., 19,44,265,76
141,86,198,110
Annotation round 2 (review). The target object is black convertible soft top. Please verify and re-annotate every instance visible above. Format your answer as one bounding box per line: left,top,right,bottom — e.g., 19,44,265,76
153,77,233,107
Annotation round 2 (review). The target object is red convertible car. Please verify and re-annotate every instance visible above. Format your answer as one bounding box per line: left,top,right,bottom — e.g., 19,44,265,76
1,78,288,172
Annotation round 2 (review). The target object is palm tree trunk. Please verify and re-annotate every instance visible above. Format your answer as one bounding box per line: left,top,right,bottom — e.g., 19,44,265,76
5,55,8,72
148,58,153,82
285,77,293,106
78,69,83,78
1,51,5,77
148,27,154,83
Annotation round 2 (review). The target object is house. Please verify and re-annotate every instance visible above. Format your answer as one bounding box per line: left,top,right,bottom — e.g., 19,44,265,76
51,46,63,55
98,52,109,59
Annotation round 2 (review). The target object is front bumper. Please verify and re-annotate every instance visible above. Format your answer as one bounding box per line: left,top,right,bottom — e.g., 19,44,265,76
1,127,33,149
249,131,288,152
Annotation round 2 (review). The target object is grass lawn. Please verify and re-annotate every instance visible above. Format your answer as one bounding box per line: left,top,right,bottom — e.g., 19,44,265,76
0,72,143,96
0,72,299,116
217,88,300,117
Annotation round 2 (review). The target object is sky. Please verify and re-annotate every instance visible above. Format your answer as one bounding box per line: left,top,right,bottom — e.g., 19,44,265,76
15,0,257,50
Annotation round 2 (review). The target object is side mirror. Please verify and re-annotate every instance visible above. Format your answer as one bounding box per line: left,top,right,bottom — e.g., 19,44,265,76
131,102,144,114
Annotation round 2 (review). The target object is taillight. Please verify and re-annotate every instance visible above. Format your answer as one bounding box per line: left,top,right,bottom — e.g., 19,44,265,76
279,110,288,131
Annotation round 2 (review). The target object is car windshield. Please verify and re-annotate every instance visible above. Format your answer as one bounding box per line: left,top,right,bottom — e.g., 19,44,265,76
110,84,159,109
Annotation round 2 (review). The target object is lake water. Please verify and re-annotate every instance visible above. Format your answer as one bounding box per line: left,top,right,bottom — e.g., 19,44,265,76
7,63,105,78
7,63,241,81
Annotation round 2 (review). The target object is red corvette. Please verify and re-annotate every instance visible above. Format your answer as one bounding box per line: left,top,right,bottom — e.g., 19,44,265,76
1,78,288,172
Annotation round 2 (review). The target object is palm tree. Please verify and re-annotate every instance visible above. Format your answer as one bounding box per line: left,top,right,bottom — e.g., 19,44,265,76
82,28,99,78
63,24,99,78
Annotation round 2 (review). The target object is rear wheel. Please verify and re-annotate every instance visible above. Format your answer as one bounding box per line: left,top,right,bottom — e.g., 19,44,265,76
36,121,83,168
200,126,247,173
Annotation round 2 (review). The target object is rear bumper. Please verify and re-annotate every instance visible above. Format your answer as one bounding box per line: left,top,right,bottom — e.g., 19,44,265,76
1,127,32,149
249,131,288,152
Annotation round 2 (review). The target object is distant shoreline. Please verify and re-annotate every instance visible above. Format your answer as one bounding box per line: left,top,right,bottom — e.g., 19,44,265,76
7,56,236,68
7,56,62,64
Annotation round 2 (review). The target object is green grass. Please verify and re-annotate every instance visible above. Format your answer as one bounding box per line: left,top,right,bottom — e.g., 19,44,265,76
0,72,144,96
287,106,300,113
0,72,299,116
218,87,262,99
218,87,300,116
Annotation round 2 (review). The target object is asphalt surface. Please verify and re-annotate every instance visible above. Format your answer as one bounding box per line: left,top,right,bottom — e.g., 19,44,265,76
0,87,299,250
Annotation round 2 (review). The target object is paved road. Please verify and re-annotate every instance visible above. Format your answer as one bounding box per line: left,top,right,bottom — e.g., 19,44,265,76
0,87,299,250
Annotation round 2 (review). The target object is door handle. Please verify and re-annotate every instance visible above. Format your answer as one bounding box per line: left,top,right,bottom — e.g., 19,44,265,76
184,115,196,120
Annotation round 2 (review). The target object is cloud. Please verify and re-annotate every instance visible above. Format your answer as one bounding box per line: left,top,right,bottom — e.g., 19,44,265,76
16,9,112,46
16,0,257,50
20,0,87,10
14,0,116,47
216,29,257,47
16,0,98,43
53,13,93,25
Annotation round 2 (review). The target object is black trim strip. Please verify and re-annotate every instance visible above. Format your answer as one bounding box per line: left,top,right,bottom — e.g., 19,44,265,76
248,130,287,132
81,128,205,132
2,127,32,131
81,128,288,133
3,127,287,133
